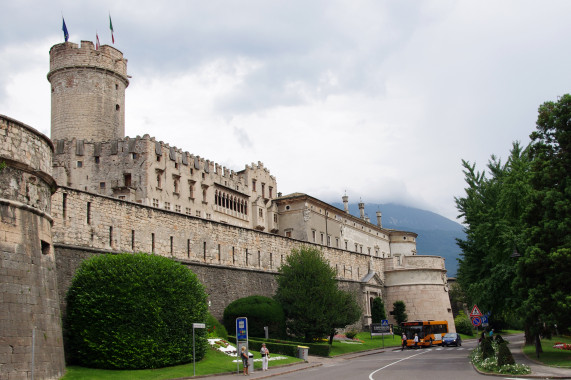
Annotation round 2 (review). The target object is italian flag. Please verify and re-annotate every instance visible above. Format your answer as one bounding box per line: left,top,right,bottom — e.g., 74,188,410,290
109,14,114,44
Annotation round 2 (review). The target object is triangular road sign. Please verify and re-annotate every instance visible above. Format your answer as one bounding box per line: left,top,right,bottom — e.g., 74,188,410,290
470,304,483,317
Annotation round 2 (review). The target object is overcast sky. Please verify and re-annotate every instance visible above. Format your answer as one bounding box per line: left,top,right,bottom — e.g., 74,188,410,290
2,0,570,222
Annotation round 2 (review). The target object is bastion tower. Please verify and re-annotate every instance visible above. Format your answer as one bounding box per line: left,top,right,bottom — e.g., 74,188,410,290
47,41,129,141
0,115,65,379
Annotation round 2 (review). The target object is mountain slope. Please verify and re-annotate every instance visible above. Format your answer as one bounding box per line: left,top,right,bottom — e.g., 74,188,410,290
331,202,464,277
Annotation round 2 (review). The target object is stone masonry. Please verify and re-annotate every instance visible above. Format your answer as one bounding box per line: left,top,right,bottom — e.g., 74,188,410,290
0,115,65,380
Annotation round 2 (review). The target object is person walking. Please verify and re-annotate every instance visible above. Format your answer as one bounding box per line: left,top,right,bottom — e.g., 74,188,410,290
414,333,419,348
401,332,407,350
240,346,249,376
260,343,270,371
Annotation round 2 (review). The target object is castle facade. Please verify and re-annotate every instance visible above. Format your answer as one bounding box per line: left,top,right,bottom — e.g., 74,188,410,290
0,40,453,379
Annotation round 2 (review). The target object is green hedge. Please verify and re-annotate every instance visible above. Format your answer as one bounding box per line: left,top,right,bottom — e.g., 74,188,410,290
227,336,331,357
223,295,286,338
65,253,208,369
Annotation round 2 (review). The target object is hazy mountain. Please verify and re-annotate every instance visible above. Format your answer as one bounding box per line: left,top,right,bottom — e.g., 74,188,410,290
331,202,464,277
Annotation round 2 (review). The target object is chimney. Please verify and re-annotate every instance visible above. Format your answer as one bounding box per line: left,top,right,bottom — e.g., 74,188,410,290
376,210,382,228
342,194,349,213
359,201,365,219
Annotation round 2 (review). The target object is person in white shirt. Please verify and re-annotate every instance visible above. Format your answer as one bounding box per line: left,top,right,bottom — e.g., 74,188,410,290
260,343,270,371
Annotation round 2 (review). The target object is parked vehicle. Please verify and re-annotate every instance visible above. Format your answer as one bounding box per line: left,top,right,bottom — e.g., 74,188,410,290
442,332,462,347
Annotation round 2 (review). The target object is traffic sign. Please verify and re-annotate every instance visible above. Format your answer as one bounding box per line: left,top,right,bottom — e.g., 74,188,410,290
470,304,483,317
471,317,482,327
236,317,248,341
381,319,389,326
481,315,489,327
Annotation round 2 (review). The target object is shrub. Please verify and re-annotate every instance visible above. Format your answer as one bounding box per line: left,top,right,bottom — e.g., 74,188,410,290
495,334,505,344
65,253,208,369
223,295,286,338
207,313,228,339
481,336,494,360
454,311,474,336
392,300,408,325
497,342,515,366
345,330,358,339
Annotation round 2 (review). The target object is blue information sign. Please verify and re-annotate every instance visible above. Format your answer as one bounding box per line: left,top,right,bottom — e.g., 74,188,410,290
236,317,248,340
381,319,389,326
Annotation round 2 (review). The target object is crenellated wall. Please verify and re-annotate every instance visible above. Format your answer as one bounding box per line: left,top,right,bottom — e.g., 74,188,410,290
0,115,65,380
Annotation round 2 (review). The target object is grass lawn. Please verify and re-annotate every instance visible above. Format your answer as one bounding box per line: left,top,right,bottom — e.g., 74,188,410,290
61,345,303,379
522,335,571,368
329,332,401,356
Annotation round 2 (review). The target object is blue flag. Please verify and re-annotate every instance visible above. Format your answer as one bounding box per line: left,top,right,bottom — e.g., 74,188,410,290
62,18,69,42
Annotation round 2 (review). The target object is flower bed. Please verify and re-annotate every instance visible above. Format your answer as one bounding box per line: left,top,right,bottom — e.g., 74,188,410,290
470,339,531,376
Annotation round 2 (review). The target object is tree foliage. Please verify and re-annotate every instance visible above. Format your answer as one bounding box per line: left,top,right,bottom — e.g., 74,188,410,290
371,297,387,323
222,295,286,338
392,300,408,325
274,246,361,342
65,253,208,369
456,94,571,350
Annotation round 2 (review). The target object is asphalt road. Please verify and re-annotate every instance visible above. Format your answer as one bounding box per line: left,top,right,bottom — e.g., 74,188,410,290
273,338,490,380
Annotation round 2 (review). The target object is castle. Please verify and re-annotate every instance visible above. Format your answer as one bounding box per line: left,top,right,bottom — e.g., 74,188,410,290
0,40,453,379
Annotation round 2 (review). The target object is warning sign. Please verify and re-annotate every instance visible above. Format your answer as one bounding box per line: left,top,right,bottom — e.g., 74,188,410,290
470,304,483,317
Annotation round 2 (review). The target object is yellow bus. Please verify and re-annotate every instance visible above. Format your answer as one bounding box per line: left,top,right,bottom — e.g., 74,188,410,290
401,320,448,348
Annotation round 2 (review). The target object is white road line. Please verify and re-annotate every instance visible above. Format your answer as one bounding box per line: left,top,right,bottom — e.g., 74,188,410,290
368,350,430,380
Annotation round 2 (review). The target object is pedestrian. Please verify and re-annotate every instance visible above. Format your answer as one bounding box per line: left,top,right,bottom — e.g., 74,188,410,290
414,333,419,348
240,346,249,376
260,343,270,371
489,329,494,338
401,332,407,350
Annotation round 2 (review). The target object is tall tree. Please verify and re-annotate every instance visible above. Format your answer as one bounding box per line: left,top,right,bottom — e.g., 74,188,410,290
393,300,408,325
516,94,571,347
455,143,531,326
371,297,387,323
274,246,361,342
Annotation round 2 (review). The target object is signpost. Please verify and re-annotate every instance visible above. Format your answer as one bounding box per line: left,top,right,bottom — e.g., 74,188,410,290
192,323,206,376
370,320,392,348
236,317,248,375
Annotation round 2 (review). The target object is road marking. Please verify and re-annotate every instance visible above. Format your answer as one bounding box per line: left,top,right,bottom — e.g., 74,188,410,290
368,350,430,380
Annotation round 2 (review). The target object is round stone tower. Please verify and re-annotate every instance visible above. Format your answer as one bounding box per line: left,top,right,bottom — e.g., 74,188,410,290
0,115,65,379
47,40,129,142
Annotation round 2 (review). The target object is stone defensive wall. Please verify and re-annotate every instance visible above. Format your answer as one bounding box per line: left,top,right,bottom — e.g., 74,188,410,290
0,115,65,379
384,255,455,331
51,187,382,319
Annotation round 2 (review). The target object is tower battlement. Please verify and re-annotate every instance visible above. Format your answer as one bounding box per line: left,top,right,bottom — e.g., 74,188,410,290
48,41,128,80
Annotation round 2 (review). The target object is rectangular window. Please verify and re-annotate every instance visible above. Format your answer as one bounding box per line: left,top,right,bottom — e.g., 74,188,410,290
151,233,155,253
320,233,324,245
86,202,91,225
270,252,273,269
100,182,105,189
152,198,159,208
261,183,265,198
327,235,331,247
312,230,316,243
164,202,171,211
186,207,191,215
246,249,249,265
259,209,263,218
131,153,137,159
258,250,261,267
269,186,273,198
273,214,278,223
95,157,100,164
77,161,83,168
109,226,113,247
252,179,256,191
285,230,292,238
196,210,201,217
336,238,339,248
124,173,131,187
232,246,235,264
131,230,135,251
62,193,67,219
170,236,174,254
175,205,181,213
218,244,221,263
187,239,191,258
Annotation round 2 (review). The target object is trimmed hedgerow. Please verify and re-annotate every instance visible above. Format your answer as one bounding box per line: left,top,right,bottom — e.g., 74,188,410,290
64,253,208,370
223,295,286,338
